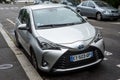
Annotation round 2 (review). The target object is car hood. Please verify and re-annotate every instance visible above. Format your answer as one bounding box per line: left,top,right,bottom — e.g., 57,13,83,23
36,23,96,48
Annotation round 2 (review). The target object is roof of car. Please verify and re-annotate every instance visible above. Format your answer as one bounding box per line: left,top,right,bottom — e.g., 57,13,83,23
23,4,66,10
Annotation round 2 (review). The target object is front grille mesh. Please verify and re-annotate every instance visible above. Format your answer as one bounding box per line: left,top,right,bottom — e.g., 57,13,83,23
53,46,103,69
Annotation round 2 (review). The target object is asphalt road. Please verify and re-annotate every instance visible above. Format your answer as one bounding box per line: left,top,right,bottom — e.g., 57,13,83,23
0,3,120,80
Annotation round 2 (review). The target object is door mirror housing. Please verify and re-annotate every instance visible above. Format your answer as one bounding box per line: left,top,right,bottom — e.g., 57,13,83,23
18,24,28,30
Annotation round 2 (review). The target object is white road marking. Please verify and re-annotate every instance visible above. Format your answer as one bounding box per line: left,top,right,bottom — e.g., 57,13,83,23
103,51,113,61
104,51,113,56
103,58,108,61
117,64,120,68
116,65,120,80
118,32,120,34
111,22,120,25
0,23,43,80
6,18,15,25
95,26,103,30
0,64,13,70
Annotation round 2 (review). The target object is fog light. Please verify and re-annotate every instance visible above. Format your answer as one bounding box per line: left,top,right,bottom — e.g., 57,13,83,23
42,55,48,67
42,59,48,67
43,61,48,67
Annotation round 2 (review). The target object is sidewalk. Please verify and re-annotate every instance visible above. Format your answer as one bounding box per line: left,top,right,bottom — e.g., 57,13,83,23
0,25,29,80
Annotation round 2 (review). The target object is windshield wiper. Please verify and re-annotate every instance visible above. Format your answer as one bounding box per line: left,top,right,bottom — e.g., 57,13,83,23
38,24,56,27
61,22,83,26
37,22,82,28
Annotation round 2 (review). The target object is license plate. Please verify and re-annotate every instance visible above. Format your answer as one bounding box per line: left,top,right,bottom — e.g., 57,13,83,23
70,52,93,62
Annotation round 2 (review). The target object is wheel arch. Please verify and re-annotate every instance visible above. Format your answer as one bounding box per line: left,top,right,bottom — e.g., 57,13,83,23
96,11,102,20
29,43,43,69
96,11,101,16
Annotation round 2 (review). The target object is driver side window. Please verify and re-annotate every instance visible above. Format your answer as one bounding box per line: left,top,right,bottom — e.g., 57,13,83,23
18,9,25,23
18,9,31,26
18,9,31,32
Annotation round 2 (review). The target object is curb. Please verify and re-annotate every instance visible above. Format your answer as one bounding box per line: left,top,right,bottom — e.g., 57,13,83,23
0,23,43,80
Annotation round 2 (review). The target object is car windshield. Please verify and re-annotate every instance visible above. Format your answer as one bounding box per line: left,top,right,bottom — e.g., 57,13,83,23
32,7,85,29
95,1,110,7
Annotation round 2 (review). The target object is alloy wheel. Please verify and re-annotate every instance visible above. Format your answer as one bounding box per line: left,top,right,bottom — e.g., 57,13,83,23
96,13,102,21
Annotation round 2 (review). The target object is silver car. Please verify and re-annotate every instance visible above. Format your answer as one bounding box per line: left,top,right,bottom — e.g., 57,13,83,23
14,4,104,72
76,0,119,20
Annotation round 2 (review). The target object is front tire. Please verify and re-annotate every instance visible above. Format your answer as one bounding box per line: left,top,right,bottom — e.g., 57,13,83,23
76,9,81,14
77,9,80,13
15,31,22,48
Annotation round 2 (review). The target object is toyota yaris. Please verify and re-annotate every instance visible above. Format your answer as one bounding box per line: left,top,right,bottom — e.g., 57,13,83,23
14,4,105,72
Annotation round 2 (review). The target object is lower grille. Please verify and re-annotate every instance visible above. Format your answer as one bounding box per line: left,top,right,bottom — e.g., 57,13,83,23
111,11,118,13
53,46,103,69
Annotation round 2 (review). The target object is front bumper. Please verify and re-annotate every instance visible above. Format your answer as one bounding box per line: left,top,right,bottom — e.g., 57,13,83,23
102,13,119,19
54,59,102,72
52,46,104,72
39,39,105,72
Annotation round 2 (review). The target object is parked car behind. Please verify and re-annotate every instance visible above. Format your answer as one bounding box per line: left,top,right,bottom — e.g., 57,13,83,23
76,0,119,20
58,0,76,11
118,6,120,18
59,0,73,6
15,4,104,72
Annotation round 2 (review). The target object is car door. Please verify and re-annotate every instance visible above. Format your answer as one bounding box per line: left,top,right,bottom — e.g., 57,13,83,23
87,1,97,17
79,1,88,16
17,9,32,54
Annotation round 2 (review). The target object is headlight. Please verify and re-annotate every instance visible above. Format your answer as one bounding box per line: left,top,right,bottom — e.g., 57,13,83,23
37,38,60,50
94,29,103,43
103,10,111,15
40,42,60,50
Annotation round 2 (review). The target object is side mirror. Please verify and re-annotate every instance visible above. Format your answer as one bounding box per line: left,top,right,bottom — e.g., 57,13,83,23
82,16,88,20
18,24,28,30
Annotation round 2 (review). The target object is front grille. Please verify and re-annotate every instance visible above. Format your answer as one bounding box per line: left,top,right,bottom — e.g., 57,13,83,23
53,46,103,69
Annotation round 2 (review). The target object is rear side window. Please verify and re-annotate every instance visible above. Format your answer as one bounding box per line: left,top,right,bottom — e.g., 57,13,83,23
81,1,88,6
88,2,95,8
18,9,30,25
